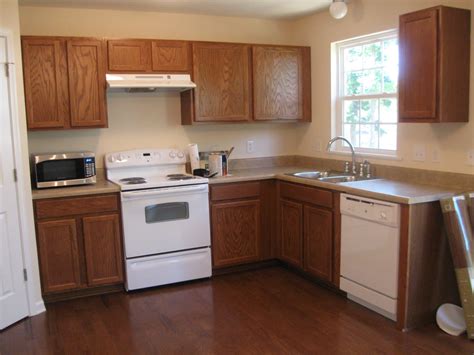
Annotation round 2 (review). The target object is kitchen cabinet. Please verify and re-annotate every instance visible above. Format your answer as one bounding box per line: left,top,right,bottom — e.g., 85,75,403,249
22,36,108,130
278,182,336,284
34,193,124,300
210,181,276,269
107,39,151,72
398,6,470,123
151,40,191,72
252,46,311,121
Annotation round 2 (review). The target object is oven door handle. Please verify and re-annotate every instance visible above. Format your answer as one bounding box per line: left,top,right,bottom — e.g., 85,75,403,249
121,184,208,200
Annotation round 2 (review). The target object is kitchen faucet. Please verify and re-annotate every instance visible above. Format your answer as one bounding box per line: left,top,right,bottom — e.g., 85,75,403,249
326,136,357,175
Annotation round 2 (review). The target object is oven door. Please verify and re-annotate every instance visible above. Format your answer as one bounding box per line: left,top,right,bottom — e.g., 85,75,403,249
121,184,211,258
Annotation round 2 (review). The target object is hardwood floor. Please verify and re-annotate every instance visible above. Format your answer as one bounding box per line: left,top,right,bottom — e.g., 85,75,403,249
1,267,471,354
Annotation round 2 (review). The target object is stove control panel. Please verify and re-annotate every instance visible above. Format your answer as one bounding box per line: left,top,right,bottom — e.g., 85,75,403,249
105,149,187,168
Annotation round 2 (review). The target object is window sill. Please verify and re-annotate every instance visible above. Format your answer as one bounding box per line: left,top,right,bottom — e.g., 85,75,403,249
328,150,402,161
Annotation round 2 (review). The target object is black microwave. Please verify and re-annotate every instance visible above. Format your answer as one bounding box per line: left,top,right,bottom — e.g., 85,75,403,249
32,152,96,189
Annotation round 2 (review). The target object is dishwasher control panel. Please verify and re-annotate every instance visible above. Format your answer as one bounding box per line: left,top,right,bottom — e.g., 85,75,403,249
340,194,400,227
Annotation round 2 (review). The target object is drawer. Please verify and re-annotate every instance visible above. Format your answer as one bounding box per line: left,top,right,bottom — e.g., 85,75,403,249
211,182,260,202
279,182,333,208
35,194,119,220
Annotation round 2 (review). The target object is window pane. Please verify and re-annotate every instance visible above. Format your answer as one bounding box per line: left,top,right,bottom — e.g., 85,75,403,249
345,71,363,95
383,67,398,93
344,45,363,71
379,124,397,150
383,38,398,67
343,124,360,147
360,124,378,149
360,99,378,123
361,69,382,94
344,100,360,123
380,98,397,123
363,42,382,68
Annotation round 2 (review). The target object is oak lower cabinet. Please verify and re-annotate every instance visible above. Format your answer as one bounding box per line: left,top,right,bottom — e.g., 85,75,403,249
278,182,337,285
22,36,108,130
210,181,276,269
34,193,124,300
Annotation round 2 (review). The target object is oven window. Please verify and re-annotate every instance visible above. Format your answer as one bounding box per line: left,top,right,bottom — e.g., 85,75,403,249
145,202,189,223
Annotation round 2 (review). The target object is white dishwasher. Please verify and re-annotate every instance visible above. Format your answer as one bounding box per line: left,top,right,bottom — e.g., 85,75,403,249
340,194,400,321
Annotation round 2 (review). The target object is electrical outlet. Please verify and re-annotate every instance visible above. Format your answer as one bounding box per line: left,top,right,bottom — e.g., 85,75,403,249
431,148,440,163
467,150,474,166
247,140,255,153
413,144,426,162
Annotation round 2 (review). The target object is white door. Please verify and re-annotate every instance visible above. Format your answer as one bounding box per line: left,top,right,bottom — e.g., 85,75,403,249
0,34,29,330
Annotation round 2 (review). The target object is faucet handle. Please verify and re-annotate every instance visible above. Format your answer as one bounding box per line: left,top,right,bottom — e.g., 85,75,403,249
344,161,350,173
364,160,372,178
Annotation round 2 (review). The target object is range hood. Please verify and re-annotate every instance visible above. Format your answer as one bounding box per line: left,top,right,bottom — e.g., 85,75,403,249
106,74,196,93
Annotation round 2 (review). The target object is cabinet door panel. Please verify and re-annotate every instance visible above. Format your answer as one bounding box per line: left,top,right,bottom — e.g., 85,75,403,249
22,38,69,129
280,199,303,268
399,9,438,121
193,42,251,122
83,214,123,286
211,200,260,267
152,40,190,72
253,46,306,121
67,39,107,127
304,205,333,282
37,219,81,293
108,39,151,71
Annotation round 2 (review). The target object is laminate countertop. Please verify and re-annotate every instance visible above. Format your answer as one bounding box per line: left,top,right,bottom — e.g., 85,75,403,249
209,167,460,205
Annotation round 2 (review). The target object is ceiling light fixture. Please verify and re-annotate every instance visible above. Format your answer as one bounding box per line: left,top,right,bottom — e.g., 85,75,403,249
329,0,348,20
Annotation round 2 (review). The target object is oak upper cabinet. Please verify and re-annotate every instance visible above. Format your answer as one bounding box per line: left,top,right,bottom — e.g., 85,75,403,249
191,42,252,122
67,39,108,128
34,193,124,298
107,39,151,72
280,199,304,268
37,219,82,293
252,46,311,121
21,38,70,129
151,40,191,72
22,36,108,130
399,6,470,123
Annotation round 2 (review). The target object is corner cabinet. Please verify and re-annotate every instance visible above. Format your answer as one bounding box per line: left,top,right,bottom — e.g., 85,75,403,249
252,46,311,121
398,6,470,123
22,36,108,130
34,193,124,300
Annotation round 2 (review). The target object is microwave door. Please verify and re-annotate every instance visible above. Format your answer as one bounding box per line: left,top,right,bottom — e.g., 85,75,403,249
34,155,96,188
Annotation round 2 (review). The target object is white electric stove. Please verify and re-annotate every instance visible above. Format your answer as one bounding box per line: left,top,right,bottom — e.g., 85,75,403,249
105,148,212,291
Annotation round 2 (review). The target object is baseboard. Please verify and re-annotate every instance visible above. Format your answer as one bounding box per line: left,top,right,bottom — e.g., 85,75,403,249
43,284,124,303
212,259,280,276
31,300,46,315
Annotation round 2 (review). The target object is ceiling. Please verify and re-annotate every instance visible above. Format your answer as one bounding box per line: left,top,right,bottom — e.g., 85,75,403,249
18,0,333,19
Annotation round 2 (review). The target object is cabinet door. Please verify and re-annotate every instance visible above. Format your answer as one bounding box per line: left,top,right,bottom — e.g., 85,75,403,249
67,39,108,127
304,205,333,282
37,219,81,293
253,46,309,121
107,39,151,72
82,214,123,286
192,42,252,122
211,200,260,268
399,8,438,122
22,38,70,129
152,40,190,72
280,199,303,268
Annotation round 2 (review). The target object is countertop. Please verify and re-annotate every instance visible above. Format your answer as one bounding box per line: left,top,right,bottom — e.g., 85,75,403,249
209,167,459,205
31,166,459,204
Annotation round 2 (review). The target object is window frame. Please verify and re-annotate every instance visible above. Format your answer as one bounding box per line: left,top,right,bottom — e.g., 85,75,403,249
332,29,399,157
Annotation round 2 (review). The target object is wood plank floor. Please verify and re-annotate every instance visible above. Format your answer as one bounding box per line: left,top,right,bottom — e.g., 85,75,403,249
1,267,472,354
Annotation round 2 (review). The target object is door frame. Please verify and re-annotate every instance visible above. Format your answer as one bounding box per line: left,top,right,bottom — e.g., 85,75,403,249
1,29,45,317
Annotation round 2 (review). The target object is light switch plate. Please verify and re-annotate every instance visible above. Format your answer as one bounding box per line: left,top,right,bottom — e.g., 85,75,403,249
413,144,426,162
431,148,441,163
247,140,255,153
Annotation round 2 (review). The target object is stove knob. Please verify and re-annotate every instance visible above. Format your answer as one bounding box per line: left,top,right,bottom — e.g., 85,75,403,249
118,154,126,162
108,155,116,163
177,151,185,159
169,151,177,159
380,212,387,220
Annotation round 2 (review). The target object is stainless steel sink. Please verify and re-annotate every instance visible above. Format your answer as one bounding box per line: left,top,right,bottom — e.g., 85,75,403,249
288,170,375,184
291,171,329,179
317,175,357,183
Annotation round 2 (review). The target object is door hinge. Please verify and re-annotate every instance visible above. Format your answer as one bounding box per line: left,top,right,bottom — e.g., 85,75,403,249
4,63,9,77
23,268,28,282
13,168,18,182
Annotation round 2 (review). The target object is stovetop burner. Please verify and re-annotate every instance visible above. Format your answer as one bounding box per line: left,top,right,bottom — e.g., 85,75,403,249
119,177,147,185
167,174,196,181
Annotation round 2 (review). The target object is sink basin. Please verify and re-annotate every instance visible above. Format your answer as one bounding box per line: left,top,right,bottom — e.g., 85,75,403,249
291,171,329,179
317,175,357,183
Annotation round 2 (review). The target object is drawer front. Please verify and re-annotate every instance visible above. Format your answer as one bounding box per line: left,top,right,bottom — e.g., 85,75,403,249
210,182,260,202
279,182,333,208
35,194,119,220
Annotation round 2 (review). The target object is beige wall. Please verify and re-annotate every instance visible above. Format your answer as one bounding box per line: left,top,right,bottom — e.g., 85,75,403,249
0,0,44,315
20,6,299,167
292,0,474,175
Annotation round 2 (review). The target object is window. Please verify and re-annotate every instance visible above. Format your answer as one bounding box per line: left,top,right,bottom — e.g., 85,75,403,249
333,30,398,156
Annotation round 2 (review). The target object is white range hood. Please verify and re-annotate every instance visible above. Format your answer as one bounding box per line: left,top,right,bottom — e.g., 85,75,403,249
106,73,196,92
